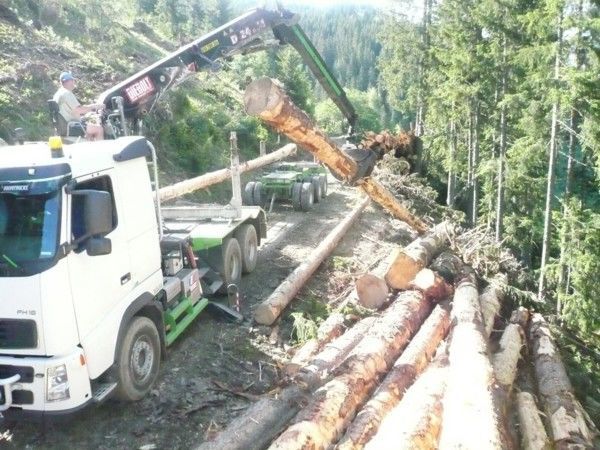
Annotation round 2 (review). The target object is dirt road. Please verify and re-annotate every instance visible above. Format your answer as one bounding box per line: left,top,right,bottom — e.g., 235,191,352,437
0,177,411,450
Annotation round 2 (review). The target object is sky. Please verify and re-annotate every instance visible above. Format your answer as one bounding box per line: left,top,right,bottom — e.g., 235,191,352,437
251,0,400,10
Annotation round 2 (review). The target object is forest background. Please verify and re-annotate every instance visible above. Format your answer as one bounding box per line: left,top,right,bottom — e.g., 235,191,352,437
0,0,598,426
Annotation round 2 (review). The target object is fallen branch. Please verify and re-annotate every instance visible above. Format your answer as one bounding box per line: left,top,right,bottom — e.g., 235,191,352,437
254,196,370,325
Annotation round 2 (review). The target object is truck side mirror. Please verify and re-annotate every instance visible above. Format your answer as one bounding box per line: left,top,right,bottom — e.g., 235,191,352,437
71,189,113,244
86,237,112,256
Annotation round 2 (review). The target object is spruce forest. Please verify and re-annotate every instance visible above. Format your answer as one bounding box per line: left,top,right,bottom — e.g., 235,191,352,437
0,0,599,443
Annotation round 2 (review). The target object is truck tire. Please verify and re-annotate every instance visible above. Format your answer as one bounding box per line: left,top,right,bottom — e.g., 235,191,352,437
319,174,328,197
243,182,256,206
300,182,314,211
220,237,242,289
253,181,263,207
311,176,322,203
114,316,161,402
292,182,302,211
236,224,258,274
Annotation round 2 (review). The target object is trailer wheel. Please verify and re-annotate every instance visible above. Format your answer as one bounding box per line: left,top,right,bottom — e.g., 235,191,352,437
292,182,302,211
300,182,314,211
311,176,322,203
114,316,161,402
319,174,328,197
236,224,258,274
220,237,242,289
253,181,263,207
243,182,256,206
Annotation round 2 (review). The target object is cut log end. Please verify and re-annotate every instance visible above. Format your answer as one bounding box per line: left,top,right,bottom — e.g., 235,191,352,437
410,268,453,302
355,273,389,309
243,76,284,115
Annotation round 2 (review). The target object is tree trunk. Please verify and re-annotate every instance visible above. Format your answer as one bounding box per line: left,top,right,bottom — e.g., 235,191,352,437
438,270,504,449
516,391,552,450
495,34,508,242
471,100,480,226
528,313,594,448
254,197,370,325
492,320,526,416
447,119,457,207
338,302,451,450
410,268,453,302
269,291,431,450
480,274,507,339
430,251,464,284
244,77,427,233
538,8,564,301
363,349,449,450
385,221,452,289
158,143,297,202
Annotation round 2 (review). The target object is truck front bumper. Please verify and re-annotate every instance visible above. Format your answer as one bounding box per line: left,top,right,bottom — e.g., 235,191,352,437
0,348,93,421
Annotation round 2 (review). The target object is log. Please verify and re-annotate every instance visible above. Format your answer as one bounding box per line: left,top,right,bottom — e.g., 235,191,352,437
363,348,449,450
244,77,427,233
384,221,452,290
410,268,453,302
355,273,388,309
269,291,431,450
438,270,504,449
254,196,370,325
430,251,463,284
338,302,451,450
529,313,594,448
516,391,552,450
159,143,297,202
480,274,508,339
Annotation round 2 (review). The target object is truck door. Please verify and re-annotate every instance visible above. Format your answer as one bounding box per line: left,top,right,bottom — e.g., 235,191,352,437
67,174,132,341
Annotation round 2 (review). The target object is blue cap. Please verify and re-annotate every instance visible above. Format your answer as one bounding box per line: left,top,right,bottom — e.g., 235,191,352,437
59,71,74,82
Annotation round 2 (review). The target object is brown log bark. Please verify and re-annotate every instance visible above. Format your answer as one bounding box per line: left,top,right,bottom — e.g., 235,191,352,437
529,313,594,449
269,291,431,450
254,197,370,325
410,268,453,302
244,77,427,233
384,221,453,290
480,274,508,339
338,302,451,450
517,391,552,450
363,349,450,450
355,273,388,310
439,271,504,449
159,143,297,202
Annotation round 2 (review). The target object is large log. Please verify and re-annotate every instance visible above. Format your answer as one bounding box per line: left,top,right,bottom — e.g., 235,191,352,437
338,302,451,450
517,391,552,450
410,268,453,302
363,348,449,450
438,270,504,450
480,274,508,339
529,313,594,449
244,77,427,233
269,291,431,450
254,196,370,325
384,221,453,290
159,143,297,202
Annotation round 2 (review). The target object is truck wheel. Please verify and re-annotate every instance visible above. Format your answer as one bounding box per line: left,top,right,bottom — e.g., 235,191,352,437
243,182,256,206
311,176,322,203
319,174,328,197
114,316,161,402
220,237,242,288
236,224,258,274
292,182,302,211
300,182,314,211
253,181,263,207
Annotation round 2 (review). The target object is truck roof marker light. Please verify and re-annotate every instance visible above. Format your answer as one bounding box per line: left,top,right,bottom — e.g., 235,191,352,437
48,136,64,158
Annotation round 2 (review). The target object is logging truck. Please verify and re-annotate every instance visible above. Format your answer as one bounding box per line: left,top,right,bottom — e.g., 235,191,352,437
0,5,364,420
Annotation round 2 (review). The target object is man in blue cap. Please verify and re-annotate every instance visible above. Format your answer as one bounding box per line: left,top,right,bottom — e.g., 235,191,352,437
53,71,104,140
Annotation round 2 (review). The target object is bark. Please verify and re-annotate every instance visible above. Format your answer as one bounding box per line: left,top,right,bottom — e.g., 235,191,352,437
480,274,508,339
430,251,463,284
529,313,594,448
410,268,453,302
158,143,297,202
447,119,457,208
496,34,508,242
269,291,431,450
254,197,370,325
363,349,449,450
384,221,452,289
355,273,389,310
338,303,451,450
244,77,427,233
516,391,552,450
438,271,504,449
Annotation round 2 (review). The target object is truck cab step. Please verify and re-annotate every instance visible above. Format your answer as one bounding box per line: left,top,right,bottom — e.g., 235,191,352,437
92,382,117,404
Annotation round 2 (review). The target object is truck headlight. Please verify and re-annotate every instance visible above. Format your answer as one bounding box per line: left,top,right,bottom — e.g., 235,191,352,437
46,364,70,402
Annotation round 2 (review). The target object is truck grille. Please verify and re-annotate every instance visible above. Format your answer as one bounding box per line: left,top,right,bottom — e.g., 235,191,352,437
0,320,37,349
0,365,34,383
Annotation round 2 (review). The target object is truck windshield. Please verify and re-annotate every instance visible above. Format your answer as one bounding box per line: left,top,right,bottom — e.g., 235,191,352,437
0,190,60,267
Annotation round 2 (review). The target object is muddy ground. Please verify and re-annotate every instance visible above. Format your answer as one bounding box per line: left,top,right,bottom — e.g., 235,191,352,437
0,176,415,450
